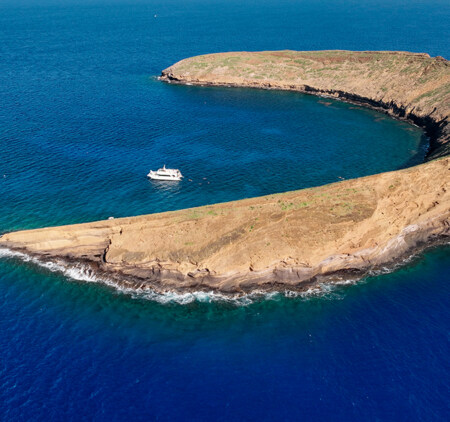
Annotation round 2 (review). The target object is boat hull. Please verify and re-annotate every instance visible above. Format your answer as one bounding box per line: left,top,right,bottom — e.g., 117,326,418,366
147,173,182,181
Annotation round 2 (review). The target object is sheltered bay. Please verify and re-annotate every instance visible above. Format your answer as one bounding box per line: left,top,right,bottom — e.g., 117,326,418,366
1,51,449,293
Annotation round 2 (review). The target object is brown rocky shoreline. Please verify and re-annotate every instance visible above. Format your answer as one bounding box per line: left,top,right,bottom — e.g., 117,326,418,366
1,50,449,295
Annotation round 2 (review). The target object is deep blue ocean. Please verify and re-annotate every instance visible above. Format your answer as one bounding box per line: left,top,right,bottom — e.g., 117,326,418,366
0,0,449,420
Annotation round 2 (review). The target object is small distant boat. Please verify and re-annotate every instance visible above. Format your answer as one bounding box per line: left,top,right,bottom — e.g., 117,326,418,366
147,165,183,181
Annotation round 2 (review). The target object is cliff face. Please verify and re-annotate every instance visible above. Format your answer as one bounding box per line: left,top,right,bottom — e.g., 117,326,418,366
1,51,449,294
161,51,450,159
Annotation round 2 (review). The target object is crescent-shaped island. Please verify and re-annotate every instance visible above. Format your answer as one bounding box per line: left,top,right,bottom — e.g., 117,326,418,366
1,50,449,294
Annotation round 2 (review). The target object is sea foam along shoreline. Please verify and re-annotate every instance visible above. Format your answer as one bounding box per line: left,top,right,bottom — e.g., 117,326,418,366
0,247,343,305
2,240,448,305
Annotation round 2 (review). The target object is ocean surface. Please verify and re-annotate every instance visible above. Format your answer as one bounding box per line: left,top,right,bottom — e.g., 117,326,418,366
0,0,449,420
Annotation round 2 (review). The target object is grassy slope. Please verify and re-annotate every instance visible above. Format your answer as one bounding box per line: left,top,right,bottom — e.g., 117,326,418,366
165,51,449,121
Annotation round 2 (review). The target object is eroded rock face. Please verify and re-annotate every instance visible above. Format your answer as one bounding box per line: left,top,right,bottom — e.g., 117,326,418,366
1,51,449,294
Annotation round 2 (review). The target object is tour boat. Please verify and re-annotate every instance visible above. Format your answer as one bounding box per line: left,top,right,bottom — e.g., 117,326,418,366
147,165,183,181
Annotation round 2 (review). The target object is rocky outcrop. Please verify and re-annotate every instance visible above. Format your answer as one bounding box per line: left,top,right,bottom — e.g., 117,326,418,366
1,51,449,294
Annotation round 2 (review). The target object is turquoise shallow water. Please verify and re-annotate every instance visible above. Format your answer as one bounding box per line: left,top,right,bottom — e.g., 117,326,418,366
0,0,449,420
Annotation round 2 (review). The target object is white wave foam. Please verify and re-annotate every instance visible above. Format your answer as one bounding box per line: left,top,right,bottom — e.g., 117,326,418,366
0,247,105,283
0,248,29,260
2,245,433,305
0,247,361,304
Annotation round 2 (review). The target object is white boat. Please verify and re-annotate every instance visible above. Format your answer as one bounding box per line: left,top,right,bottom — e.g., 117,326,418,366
147,165,183,181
